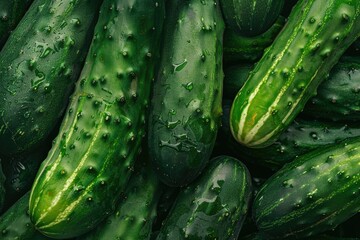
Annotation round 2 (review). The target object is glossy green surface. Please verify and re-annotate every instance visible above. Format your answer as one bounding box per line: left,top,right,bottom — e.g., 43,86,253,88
157,156,252,240
254,137,360,239
0,0,102,156
148,0,224,187
220,0,284,37
29,0,165,238
230,0,360,148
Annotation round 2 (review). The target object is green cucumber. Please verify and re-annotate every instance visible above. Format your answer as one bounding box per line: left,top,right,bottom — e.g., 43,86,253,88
301,56,360,122
230,0,360,148
29,0,165,238
220,0,284,37
148,0,224,187
156,156,252,240
0,162,5,213
221,99,360,169
253,137,360,239
0,0,102,156
0,0,34,48
0,192,50,240
223,16,285,64
80,161,161,240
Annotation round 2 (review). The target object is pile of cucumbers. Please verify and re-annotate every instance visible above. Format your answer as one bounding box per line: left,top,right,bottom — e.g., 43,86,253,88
0,0,359,239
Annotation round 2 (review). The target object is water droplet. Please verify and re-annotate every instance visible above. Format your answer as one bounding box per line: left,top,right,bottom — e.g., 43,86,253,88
182,82,193,91
173,59,188,72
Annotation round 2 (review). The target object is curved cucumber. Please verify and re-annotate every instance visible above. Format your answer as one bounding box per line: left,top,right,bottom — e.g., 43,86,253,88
29,0,165,238
223,16,285,64
156,156,252,240
0,0,34,48
301,56,360,122
0,0,102,156
230,0,360,148
220,0,284,37
81,161,161,240
0,192,50,240
148,0,224,187
253,137,360,239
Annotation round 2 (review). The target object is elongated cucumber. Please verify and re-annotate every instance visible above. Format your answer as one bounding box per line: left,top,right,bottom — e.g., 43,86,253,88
0,0,102,156
29,0,165,238
230,0,360,148
148,0,224,187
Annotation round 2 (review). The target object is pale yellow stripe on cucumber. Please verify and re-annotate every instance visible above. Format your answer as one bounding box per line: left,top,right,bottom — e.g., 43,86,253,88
236,1,313,142
35,104,108,225
37,126,127,230
258,149,360,224
243,3,335,145
30,94,85,216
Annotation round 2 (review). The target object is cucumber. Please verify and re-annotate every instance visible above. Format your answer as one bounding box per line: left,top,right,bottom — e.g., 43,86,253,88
0,162,5,213
253,137,360,239
221,99,360,169
80,160,162,240
0,0,34,48
0,0,103,156
148,0,224,187
156,156,252,240
223,16,285,64
301,56,360,122
230,0,360,148
29,0,165,238
0,192,50,240
220,0,285,37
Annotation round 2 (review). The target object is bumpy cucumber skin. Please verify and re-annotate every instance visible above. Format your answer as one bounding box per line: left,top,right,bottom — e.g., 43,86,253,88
81,161,161,240
148,0,224,187
220,0,284,37
29,0,165,238
223,16,285,64
0,0,34,48
230,0,360,148
0,0,102,156
301,56,360,122
0,192,50,240
253,137,360,239
157,156,252,240
0,162,5,213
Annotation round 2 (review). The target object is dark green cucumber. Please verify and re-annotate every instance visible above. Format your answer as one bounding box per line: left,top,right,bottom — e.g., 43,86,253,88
253,137,360,239
230,0,360,148
29,0,165,238
81,160,162,240
223,16,285,64
148,0,224,187
301,56,360,122
1,140,52,211
0,162,5,213
220,0,284,37
0,192,50,240
156,156,252,240
0,0,34,48
0,0,103,156
221,99,360,169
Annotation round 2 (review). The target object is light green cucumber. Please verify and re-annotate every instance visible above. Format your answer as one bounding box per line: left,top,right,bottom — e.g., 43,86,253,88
230,0,360,148
29,0,165,238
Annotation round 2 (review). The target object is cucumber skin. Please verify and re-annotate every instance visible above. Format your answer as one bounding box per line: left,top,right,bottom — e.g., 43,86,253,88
29,0,165,238
230,0,360,148
80,161,161,240
0,0,34,48
0,192,50,240
220,0,284,37
0,0,102,156
157,156,253,240
223,16,285,64
148,0,224,187
253,137,360,239
301,56,360,122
